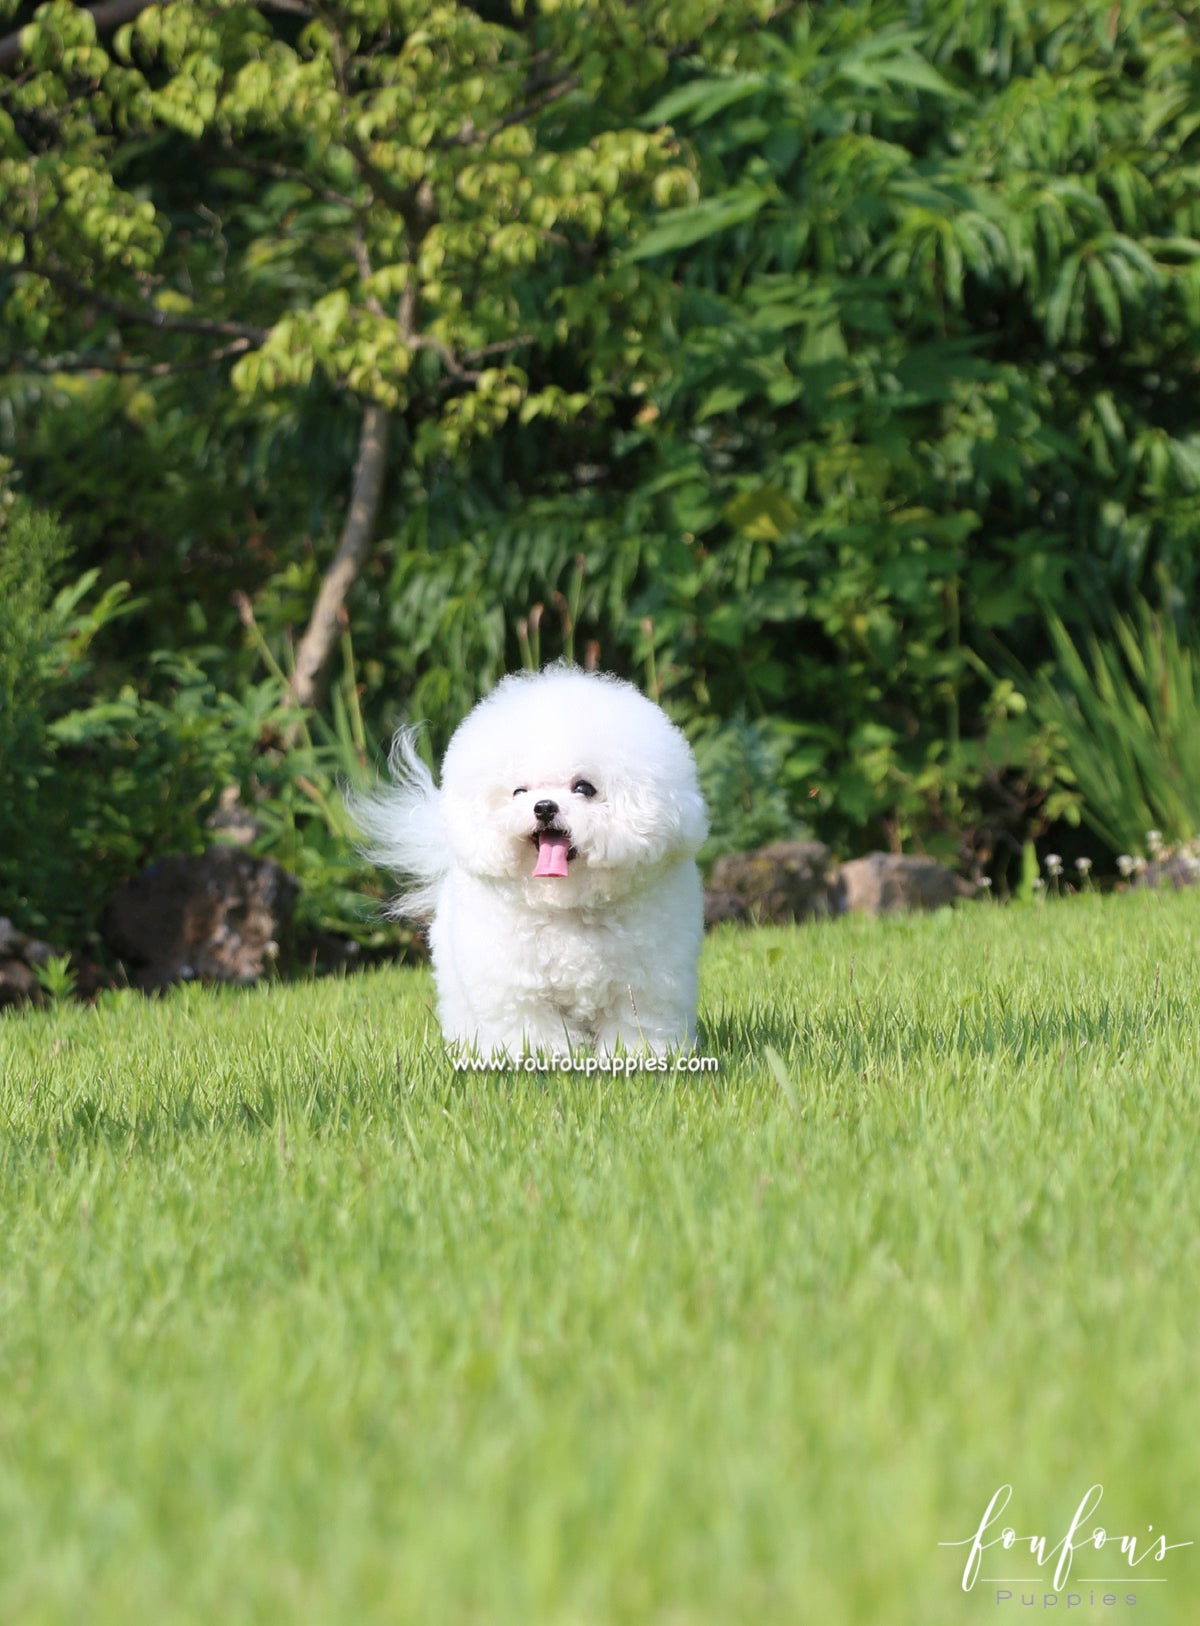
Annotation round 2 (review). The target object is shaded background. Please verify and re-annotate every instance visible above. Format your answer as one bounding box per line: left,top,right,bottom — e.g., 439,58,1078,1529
3,0,1199,956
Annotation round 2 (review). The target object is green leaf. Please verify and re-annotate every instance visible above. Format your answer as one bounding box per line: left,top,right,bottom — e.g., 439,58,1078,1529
629,187,768,259
1086,256,1122,339
723,486,798,541
641,73,768,127
1044,251,1083,345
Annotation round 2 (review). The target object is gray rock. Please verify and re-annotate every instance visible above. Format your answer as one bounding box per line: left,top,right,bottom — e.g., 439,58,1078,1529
833,853,973,916
0,917,60,1008
0,957,40,1008
0,917,54,965
1134,852,1200,891
706,840,837,925
702,887,752,929
103,847,298,989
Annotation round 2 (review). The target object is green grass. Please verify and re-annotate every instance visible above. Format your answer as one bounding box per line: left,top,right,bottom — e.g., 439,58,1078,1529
2,893,1198,1625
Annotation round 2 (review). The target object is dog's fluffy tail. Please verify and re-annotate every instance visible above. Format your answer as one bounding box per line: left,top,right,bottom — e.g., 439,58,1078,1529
346,728,447,920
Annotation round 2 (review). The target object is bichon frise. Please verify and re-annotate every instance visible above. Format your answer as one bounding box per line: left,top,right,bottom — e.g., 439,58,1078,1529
354,664,708,1058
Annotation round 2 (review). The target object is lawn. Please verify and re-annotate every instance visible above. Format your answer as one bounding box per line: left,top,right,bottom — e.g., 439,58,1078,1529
1,892,1197,1625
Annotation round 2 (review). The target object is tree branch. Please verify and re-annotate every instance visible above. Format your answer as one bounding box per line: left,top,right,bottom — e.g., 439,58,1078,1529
24,245,269,346
212,146,363,212
288,401,390,714
322,20,436,248
441,70,581,149
0,337,255,376
408,330,536,384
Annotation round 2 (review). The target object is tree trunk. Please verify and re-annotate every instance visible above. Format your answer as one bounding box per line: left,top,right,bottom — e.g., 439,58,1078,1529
288,401,389,715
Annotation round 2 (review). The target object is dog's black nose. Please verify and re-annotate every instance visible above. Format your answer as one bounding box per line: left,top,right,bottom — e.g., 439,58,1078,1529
533,799,559,824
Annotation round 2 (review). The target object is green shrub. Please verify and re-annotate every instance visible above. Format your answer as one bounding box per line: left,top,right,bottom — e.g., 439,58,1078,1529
691,714,812,863
0,489,135,933
0,484,67,802
0,480,413,956
1019,595,1200,856
8,0,1200,888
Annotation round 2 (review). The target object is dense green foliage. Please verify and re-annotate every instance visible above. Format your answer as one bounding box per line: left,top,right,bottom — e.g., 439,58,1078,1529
621,0,1200,848
4,0,1200,941
0,487,234,935
0,482,373,941
2,896,1199,1622
1020,595,1200,854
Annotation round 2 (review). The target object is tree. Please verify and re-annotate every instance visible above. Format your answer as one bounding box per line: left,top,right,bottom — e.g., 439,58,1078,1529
597,0,1200,856
0,0,775,702
8,0,1199,886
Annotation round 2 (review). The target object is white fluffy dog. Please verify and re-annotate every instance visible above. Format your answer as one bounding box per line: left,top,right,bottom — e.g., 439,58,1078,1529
354,664,708,1058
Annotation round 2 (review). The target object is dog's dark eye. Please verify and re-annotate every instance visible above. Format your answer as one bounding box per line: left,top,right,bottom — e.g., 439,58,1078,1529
512,787,528,797
572,779,597,799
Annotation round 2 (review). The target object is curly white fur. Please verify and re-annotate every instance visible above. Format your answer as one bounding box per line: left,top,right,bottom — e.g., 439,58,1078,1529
351,664,709,1058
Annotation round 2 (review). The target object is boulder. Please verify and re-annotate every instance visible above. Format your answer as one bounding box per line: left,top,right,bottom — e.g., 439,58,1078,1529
0,956,40,1009
103,847,298,990
0,917,56,1009
706,840,837,926
833,852,973,916
703,845,974,927
1134,851,1200,891
702,887,752,929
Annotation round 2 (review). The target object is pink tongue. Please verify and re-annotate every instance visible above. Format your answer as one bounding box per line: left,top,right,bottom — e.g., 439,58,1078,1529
533,832,570,878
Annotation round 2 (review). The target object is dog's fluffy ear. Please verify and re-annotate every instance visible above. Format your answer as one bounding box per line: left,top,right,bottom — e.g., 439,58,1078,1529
346,727,447,919
602,775,709,861
673,781,710,855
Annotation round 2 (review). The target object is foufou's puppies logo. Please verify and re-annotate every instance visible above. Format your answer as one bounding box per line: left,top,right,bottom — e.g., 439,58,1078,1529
940,1485,1191,1598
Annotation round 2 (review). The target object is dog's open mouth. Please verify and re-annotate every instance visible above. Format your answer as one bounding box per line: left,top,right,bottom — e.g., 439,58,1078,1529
531,828,576,879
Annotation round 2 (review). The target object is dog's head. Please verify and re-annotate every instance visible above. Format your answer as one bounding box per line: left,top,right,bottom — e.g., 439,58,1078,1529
437,666,708,905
